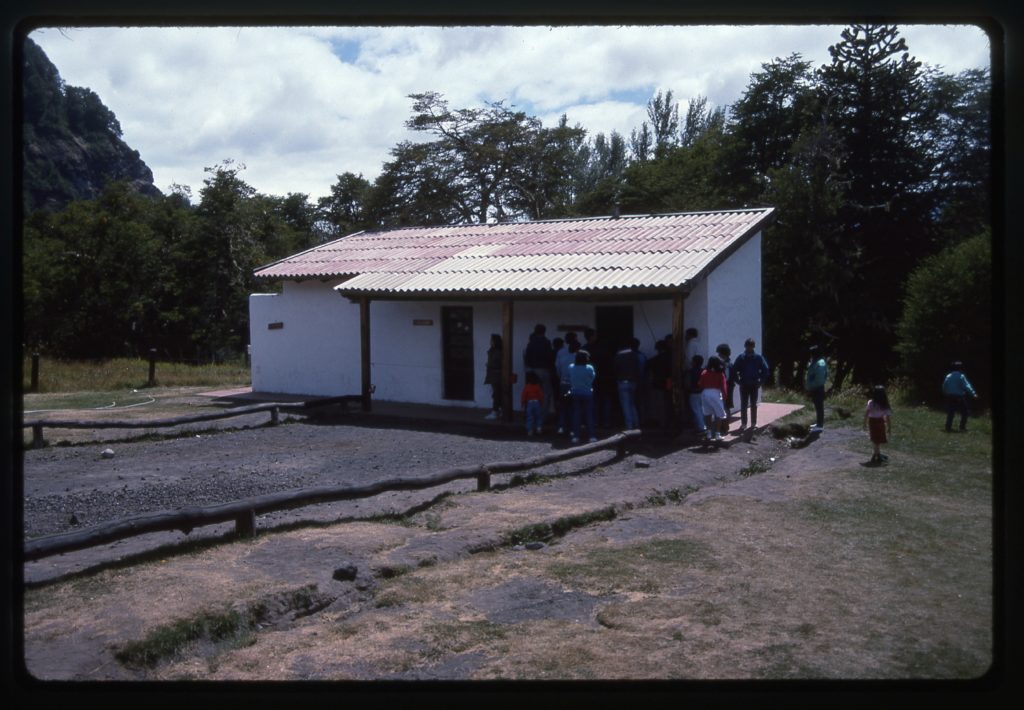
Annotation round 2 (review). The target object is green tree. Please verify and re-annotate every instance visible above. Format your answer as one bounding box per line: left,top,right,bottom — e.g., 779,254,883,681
402,91,542,223
505,114,588,220
365,140,468,228
895,232,991,405
184,160,263,359
680,95,725,149
648,89,680,159
816,24,939,387
726,54,818,204
617,101,739,215
318,172,374,238
572,130,628,216
919,67,992,245
22,182,166,358
760,123,846,387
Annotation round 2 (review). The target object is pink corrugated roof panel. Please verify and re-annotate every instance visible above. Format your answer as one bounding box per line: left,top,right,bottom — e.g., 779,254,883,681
254,208,774,293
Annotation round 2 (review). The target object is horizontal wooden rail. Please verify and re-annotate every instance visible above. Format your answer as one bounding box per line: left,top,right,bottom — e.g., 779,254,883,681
23,430,641,562
22,402,300,448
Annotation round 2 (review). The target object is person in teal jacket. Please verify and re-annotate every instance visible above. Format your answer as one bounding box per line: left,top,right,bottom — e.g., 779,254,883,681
805,344,828,431
942,361,978,432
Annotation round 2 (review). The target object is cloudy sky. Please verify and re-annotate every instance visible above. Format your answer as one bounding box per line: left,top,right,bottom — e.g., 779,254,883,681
28,23,991,203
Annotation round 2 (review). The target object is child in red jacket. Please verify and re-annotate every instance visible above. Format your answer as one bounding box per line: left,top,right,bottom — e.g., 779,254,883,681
698,356,729,441
521,370,545,436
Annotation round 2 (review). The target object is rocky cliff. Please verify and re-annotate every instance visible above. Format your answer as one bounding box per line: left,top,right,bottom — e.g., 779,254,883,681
22,36,162,213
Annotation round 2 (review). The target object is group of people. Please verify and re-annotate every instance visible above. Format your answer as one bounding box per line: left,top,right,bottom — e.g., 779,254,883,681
488,324,634,444
807,343,979,466
682,331,771,443
487,325,981,463
485,324,773,445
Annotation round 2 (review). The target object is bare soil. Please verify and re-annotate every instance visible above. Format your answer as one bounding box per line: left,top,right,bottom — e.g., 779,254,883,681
19,404,993,683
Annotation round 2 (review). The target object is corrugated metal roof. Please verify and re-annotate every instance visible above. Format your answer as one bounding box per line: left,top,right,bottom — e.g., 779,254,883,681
253,208,774,296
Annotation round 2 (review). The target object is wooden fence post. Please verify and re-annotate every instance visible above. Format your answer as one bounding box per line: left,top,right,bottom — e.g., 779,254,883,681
147,349,157,387
32,424,45,449
476,470,491,492
270,406,279,425
235,510,256,537
30,353,40,393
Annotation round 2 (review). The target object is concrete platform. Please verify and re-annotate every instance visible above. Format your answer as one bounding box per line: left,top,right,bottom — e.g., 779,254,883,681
200,387,803,439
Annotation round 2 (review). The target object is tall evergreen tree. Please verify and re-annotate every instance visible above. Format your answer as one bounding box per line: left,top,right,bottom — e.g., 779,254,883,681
816,24,937,387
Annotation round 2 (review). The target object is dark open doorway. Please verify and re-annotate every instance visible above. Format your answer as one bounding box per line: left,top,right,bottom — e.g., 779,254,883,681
442,306,475,400
595,305,634,351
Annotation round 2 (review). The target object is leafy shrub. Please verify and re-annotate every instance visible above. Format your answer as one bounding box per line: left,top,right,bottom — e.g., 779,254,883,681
895,233,991,406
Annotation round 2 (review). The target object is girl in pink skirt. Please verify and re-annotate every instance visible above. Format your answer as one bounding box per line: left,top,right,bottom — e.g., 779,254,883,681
863,385,893,464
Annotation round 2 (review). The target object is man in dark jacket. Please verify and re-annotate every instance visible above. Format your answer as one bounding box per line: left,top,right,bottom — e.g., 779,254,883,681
523,324,555,419
613,338,643,430
733,337,770,430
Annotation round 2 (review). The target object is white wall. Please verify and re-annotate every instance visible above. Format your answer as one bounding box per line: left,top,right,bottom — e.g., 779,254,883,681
249,281,361,397
705,231,763,360
250,289,682,407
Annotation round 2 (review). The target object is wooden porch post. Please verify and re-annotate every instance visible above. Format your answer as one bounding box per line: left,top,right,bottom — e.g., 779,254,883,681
672,291,685,425
502,300,514,423
360,295,372,412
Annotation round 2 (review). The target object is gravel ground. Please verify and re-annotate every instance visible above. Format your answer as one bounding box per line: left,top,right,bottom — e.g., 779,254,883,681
21,417,561,540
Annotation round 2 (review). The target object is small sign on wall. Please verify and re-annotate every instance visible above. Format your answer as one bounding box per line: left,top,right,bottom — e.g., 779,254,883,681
268,322,284,330
413,319,434,326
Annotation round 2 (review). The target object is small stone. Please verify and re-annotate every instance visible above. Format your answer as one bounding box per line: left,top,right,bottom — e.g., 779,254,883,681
101,448,115,459
525,541,546,550
69,512,81,525
634,459,651,469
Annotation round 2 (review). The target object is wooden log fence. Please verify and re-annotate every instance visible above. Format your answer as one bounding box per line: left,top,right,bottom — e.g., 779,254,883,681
23,430,641,562
23,402,297,449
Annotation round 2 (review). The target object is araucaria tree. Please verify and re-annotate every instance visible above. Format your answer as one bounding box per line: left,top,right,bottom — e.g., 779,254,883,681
816,24,941,388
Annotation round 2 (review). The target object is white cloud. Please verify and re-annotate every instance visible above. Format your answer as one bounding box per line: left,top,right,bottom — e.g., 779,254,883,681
28,23,990,202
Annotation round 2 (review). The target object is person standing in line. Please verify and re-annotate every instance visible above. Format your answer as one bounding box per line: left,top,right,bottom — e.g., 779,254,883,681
685,354,707,438
681,328,701,428
585,328,615,428
555,339,579,435
699,355,729,442
631,337,649,426
550,337,565,431
715,343,735,436
523,324,555,421
520,370,545,436
863,385,893,464
613,337,643,430
805,344,828,432
646,338,673,434
483,333,503,420
569,349,597,444
942,361,979,432
733,337,770,432
684,328,701,364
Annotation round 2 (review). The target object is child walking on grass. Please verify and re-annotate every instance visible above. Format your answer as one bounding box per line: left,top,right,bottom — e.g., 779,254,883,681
521,370,545,436
863,385,893,464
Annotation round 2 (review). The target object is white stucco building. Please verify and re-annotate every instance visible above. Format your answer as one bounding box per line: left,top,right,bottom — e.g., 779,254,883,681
248,209,774,416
